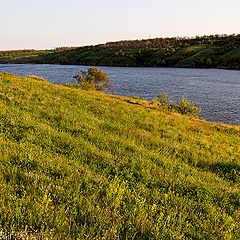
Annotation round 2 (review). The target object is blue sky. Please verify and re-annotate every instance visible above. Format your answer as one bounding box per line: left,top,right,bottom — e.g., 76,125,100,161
0,0,239,50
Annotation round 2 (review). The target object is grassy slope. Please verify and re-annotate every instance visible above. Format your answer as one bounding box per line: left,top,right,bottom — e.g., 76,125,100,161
0,73,240,239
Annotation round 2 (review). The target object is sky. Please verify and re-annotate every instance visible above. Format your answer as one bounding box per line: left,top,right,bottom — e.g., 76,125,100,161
0,0,239,50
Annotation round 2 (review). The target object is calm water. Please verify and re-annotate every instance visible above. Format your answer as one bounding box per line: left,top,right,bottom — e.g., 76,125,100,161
0,64,239,125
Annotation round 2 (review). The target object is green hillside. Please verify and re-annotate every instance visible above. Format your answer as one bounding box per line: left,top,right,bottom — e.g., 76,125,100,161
0,73,240,239
0,49,52,64
0,34,240,69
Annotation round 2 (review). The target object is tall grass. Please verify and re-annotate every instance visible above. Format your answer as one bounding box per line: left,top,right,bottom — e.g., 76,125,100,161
0,73,240,239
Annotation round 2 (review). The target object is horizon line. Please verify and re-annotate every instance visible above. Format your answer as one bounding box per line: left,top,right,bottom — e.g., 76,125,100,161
0,32,239,51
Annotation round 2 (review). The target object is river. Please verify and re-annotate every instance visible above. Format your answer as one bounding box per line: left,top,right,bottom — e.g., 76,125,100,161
0,64,239,125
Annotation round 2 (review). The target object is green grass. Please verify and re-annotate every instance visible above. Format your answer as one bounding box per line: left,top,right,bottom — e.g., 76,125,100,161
0,73,240,239
219,48,240,69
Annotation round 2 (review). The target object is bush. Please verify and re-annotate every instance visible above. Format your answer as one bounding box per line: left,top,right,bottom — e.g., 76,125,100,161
74,67,112,92
154,94,201,117
175,97,202,117
154,93,172,110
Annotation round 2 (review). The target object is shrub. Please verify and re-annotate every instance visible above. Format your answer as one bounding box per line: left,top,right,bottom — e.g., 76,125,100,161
74,67,112,92
175,97,202,117
154,94,201,117
153,93,172,110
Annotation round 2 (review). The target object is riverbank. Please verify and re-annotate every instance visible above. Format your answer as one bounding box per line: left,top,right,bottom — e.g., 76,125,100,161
0,73,240,238
1,64,239,125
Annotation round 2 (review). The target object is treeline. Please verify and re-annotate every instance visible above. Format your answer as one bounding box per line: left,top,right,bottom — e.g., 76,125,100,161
0,49,52,63
100,34,240,49
0,34,239,69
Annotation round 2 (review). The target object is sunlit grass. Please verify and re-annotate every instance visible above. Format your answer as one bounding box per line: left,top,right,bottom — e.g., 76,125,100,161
0,73,240,239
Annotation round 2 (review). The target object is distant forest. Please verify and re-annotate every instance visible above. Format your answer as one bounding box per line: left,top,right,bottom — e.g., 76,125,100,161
0,34,239,69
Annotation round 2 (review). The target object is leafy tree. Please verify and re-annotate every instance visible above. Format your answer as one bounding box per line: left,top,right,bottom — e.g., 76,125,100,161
206,58,213,66
74,67,112,91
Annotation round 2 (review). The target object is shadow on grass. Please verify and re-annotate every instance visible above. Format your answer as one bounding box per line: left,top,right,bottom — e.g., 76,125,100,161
197,161,240,183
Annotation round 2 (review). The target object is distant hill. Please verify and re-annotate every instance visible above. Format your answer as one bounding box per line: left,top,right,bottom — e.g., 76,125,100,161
0,34,240,69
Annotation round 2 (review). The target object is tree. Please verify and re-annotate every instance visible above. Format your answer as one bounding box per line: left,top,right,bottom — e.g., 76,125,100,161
74,67,112,91
206,58,212,67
